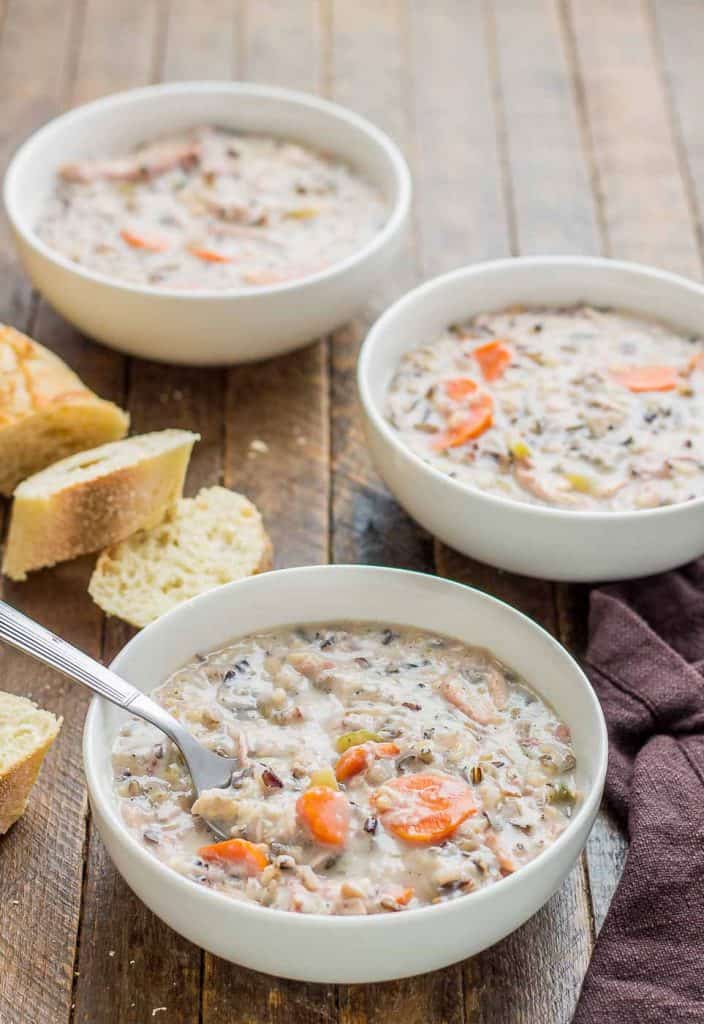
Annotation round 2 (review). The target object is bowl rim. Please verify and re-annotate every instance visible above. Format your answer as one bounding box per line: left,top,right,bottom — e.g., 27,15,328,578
3,80,412,301
83,563,607,933
358,254,704,524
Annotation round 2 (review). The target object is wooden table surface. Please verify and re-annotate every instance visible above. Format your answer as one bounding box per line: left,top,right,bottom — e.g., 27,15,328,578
1,0,701,1020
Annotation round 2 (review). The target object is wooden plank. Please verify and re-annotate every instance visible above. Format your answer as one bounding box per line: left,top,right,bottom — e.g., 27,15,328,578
492,0,599,257
0,5,107,1024
64,4,205,1024
71,0,162,107
221,0,329,573
162,0,235,80
0,0,81,330
410,0,509,272
329,2,464,1021
652,0,704,250
567,0,700,277
203,3,337,1022
329,0,429,572
565,0,702,932
420,3,595,1020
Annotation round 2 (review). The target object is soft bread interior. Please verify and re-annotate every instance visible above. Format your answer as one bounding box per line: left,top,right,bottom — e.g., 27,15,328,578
89,486,272,627
0,692,61,773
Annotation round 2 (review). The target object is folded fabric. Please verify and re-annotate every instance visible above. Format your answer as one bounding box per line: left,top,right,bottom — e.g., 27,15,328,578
573,562,704,1023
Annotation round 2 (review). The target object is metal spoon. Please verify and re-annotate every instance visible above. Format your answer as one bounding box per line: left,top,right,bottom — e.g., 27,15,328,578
0,599,238,840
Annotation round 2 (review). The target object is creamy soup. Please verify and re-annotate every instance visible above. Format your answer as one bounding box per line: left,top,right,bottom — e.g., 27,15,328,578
37,127,386,290
386,305,704,510
112,623,577,916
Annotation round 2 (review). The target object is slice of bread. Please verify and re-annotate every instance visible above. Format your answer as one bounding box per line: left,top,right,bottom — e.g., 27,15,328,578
89,486,273,627
0,691,61,834
0,323,129,496
3,429,199,581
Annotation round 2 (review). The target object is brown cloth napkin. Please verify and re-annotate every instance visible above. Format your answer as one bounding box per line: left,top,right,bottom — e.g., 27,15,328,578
573,562,704,1024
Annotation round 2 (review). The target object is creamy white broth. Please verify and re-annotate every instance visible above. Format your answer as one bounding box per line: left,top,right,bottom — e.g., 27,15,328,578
36,126,387,290
386,305,704,510
112,623,577,916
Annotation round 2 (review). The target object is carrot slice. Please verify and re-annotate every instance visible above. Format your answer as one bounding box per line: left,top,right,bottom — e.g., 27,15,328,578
433,392,494,450
371,772,476,844
444,377,478,400
611,365,678,392
335,741,400,782
335,745,370,782
395,886,415,906
120,228,169,252
197,838,268,874
472,339,512,382
297,786,350,846
375,742,401,758
189,246,234,263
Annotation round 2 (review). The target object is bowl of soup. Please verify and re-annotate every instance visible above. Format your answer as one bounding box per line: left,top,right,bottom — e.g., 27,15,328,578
359,256,704,581
4,82,410,365
83,565,606,982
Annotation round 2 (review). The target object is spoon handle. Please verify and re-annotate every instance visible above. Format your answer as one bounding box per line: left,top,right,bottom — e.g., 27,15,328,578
0,598,143,708
0,599,236,803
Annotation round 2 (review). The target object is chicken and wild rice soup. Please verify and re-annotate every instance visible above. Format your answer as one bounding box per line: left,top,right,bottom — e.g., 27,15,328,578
386,305,704,510
36,127,386,290
113,623,577,915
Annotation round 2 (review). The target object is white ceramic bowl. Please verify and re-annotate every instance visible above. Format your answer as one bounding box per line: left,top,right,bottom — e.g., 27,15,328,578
4,82,410,365
83,565,606,983
359,256,704,582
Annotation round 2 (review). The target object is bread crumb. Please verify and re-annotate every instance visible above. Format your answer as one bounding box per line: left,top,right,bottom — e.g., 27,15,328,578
152,1009,167,1017
249,439,269,454
108,950,115,957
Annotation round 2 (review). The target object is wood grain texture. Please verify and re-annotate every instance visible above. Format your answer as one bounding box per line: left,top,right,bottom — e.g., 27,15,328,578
328,3,465,1022
0,304,123,1023
488,1,605,978
567,0,700,277
427,3,595,1020
204,2,336,1021
72,0,163,107
65,4,205,1024
492,0,599,257
329,0,431,571
565,0,702,931
0,5,103,1024
652,0,704,256
4,1,703,1019
162,0,235,80
0,0,81,330
222,0,329,573
409,0,509,273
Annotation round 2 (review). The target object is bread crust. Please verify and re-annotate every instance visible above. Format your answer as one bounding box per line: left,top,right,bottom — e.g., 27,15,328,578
0,324,128,495
0,710,61,834
3,431,198,580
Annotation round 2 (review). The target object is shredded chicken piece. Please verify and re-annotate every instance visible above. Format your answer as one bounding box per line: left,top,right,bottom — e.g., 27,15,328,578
440,677,499,726
60,139,201,183
485,830,518,875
